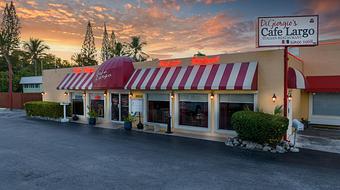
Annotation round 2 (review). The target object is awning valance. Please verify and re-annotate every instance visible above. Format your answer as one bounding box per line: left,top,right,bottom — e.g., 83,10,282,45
57,72,94,90
288,67,306,89
125,62,258,90
306,76,340,92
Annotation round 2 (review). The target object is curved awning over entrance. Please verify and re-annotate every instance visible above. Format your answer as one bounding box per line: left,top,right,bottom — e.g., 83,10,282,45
125,62,258,90
288,67,307,89
92,57,134,90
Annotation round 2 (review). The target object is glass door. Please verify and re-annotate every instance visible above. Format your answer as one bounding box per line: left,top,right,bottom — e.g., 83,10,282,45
121,94,129,121
111,94,119,121
111,93,129,121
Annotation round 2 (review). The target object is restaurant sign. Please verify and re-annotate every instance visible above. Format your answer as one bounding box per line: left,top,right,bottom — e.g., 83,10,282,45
257,15,319,47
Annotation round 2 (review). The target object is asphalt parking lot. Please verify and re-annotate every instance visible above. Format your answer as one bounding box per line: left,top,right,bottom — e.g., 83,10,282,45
0,110,340,190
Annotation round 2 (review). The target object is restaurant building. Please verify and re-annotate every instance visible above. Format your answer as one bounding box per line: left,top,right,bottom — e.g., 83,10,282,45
42,39,340,138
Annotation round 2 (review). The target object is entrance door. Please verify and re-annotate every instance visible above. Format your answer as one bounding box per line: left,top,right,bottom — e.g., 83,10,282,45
111,93,129,121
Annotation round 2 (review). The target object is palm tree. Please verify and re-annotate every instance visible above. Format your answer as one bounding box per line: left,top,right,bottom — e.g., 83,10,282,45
112,42,128,57
127,36,148,62
23,38,50,75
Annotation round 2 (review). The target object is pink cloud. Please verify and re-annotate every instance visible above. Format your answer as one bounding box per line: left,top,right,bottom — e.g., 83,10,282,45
3,0,254,61
298,0,340,40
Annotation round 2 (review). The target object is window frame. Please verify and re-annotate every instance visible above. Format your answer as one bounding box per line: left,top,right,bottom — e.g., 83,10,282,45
175,93,211,132
146,93,170,125
214,93,257,134
71,92,85,116
89,93,105,118
309,93,340,125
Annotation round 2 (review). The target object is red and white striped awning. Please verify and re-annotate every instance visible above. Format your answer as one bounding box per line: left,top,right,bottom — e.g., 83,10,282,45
57,72,95,90
125,62,258,90
288,67,306,89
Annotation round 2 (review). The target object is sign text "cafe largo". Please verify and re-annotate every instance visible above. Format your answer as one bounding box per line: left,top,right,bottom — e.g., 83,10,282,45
257,15,319,47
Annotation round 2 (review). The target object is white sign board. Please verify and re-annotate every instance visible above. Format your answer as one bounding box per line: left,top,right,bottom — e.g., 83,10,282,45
257,15,319,47
131,99,143,114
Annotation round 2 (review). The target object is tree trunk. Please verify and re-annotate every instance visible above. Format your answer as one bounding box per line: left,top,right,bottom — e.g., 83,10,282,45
40,60,43,76
34,59,37,76
4,54,13,111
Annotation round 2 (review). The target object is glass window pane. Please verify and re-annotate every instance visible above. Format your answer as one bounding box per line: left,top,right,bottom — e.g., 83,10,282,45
72,93,84,115
313,93,340,116
90,93,104,118
179,94,208,128
179,94,207,102
90,93,104,100
148,93,169,101
220,94,254,103
91,100,104,118
148,101,169,124
111,94,119,121
219,103,253,130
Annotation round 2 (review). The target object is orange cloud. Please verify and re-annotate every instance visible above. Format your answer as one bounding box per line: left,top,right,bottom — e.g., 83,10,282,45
0,0,260,61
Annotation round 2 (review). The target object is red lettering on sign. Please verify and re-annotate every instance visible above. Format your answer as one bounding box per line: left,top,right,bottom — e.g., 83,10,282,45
72,67,95,73
159,60,182,67
191,56,220,65
84,67,95,73
73,67,82,74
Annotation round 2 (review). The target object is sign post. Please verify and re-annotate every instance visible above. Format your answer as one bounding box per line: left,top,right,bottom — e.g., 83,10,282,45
257,15,319,116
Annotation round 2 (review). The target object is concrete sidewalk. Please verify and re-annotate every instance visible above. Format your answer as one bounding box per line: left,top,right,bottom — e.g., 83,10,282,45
297,127,340,154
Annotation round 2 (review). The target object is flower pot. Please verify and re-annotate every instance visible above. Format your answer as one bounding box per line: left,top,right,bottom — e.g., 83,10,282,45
124,121,132,130
89,118,96,125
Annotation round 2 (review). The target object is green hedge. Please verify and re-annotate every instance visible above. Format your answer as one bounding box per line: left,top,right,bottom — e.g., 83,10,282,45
231,111,288,145
24,101,71,119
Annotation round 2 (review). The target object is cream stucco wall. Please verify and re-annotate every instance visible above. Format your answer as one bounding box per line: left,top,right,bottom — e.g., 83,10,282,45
42,66,98,103
300,40,340,76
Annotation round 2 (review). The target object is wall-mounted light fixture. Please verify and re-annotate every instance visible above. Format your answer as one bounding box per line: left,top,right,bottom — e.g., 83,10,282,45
41,91,46,95
129,92,133,98
272,93,277,102
288,93,292,101
64,91,69,96
82,91,86,97
170,92,174,99
210,92,214,100
104,91,107,97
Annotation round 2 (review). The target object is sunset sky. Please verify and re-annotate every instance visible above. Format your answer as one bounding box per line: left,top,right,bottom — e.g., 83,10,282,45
1,0,340,62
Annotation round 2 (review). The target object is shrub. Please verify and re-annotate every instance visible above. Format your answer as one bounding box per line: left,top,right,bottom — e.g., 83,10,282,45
231,111,288,145
24,101,71,119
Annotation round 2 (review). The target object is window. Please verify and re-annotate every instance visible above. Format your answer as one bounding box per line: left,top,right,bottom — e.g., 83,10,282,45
219,94,254,130
312,93,340,116
90,93,104,118
179,94,208,128
111,93,129,121
147,93,169,124
72,93,84,115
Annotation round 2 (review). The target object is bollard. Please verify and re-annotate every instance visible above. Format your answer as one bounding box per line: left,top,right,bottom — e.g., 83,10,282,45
166,115,172,134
